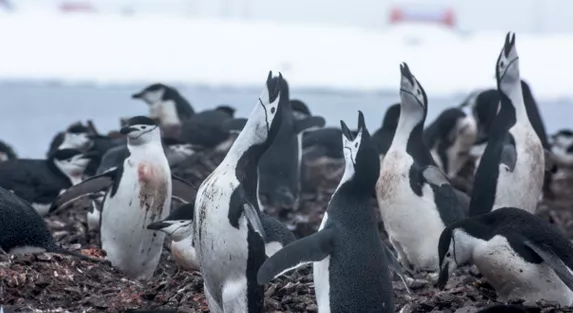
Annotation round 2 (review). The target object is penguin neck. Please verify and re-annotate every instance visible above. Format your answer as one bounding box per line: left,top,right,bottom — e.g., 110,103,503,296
393,116,434,165
222,120,267,167
47,160,74,186
127,136,164,156
159,100,182,127
500,82,528,123
329,179,376,226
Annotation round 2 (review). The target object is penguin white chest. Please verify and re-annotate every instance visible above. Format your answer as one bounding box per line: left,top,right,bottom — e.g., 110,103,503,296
376,150,445,271
170,237,199,271
194,166,251,304
495,128,544,213
101,156,172,280
473,235,573,306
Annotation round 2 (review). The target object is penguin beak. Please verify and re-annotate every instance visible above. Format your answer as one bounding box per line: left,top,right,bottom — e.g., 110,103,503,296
437,262,449,290
120,126,137,135
147,221,169,230
132,92,143,99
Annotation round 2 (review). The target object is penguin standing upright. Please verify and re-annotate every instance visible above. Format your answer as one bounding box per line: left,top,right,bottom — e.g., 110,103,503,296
193,72,285,313
470,33,545,216
438,207,573,306
376,63,465,273
258,111,395,313
48,116,195,280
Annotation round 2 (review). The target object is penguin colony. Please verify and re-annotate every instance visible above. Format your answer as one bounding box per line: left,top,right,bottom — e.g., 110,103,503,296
1,32,573,312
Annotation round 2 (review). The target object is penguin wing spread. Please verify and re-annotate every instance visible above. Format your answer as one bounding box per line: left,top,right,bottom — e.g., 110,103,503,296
501,143,517,172
48,169,116,214
382,242,411,295
257,227,335,285
171,174,196,204
524,239,573,291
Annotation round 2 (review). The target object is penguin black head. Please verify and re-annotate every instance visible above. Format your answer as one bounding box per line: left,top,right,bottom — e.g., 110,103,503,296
437,219,479,290
120,116,161,145
339,111,380,189
146,203,194,241
399,62,428,125
496,32,520,93
0,140,17,162
290,99,311,120
50,149,99,178
58,123,93,151
215,105,236,118
235,71,285,148
132,83,194,122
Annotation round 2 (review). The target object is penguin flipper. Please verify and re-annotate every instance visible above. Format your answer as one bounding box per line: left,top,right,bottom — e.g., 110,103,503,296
382,243,412,295
421,165,466,223
501,142,517,172
421,165,451,186
171,174,197,204
523,239,573,291
257,227,335,285
244,203,265,239
294,116,326,134
48,169,116,214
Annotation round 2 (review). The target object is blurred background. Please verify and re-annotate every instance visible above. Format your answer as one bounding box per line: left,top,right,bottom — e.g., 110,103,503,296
1,0,572,158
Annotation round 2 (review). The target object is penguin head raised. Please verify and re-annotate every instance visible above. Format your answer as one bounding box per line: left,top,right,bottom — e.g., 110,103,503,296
235,71,285,148
496,32,520,94
398,63,428,130
437,224,474,290
121,116,161,146
51,148,99,178
339,111,380,190
146,203,194,241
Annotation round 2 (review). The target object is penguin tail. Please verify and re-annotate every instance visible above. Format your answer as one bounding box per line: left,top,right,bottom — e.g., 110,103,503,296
46,244,106,264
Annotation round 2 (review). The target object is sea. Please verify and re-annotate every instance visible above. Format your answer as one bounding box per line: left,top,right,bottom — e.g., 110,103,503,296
1,81,571,159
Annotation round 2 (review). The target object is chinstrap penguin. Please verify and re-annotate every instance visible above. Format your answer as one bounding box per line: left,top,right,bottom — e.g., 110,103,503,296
193,72,285,313
438,207,573,306
147,202,296,272
258,111,398,313
469,32,544,216
47,123,94,157
176,106,237,152
223,83,325,210
550,129,573,167
0,140,17,162
0,148,97,216
424,107,477,178
132,83,195,126
48,116,196,280
376,63,465,274
0,186,102,263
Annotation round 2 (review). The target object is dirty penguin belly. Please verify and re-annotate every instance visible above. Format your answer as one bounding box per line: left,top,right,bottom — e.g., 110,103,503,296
101,162,171,280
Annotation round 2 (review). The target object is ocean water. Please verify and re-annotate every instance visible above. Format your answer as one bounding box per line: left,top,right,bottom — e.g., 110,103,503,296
1,81,571,159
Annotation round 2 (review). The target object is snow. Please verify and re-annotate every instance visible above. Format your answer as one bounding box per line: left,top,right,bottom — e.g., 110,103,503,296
0,12,572,99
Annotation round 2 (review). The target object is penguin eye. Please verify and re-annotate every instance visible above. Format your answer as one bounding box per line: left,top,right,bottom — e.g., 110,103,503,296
446,252,451,257
500,61,505,68
354,143,358,148
416,89,421,95
270,107,276,114
180,221,185,223
141,126,147,130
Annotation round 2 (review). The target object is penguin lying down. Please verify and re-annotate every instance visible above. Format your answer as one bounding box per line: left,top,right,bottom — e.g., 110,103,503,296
147,202,297,272
438,207,573,306
0,187,101,263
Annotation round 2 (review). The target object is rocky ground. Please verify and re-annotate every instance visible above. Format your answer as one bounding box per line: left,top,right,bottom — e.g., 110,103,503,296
1,150,573,313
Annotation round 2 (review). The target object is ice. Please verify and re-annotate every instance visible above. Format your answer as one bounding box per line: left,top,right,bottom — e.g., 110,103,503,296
0,12,572,100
